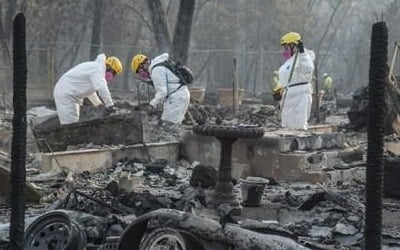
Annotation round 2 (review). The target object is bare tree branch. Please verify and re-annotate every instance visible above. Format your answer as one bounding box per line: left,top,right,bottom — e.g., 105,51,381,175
90,0,103,59
69,23,89,67
316,0,343,56
125,2,153,32
123,22,143,90
5,0,17,41
166,0,174,15
171,0,196,63
193,0,212,25
193,52,211,80
319,3,352,68
146,0,171,52
57,22,88,71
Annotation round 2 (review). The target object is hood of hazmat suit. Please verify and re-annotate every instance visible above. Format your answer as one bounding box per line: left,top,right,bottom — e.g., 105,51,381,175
53,54,113,124
278,49,315,130
149,53,190,124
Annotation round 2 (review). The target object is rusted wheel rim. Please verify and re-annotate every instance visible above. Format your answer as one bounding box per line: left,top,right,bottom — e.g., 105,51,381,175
139,228,188,250
27,221,71,249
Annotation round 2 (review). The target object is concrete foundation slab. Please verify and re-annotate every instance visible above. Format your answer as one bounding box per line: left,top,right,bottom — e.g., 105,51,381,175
41,141,180,173
308,124,336,133
384,157,400,198
182,129,362,184
261,130,344,153
306,167,366,186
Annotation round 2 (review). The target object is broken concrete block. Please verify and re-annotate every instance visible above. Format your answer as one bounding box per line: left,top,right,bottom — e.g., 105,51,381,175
309,226,332,238
41,141,180,173
0,165,41,204
264,130,344,152
339,149,364,163
384,157,400,198
333,222,359,235
190,164,217,188
119,174,143,191
0,131,12,153
385,141,400,156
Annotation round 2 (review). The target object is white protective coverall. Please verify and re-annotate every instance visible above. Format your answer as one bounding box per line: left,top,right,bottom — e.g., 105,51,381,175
279,49,315,130
149,53,190,124
53,54,113,124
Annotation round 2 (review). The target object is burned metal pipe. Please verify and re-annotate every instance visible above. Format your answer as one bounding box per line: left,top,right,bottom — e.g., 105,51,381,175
10,13,27,250
365,21,388,249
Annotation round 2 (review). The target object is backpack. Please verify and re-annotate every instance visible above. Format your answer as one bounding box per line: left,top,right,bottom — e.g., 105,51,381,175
152,59,194,85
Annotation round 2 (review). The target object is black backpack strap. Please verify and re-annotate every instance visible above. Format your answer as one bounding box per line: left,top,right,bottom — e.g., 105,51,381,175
151,61,168,71
151,61,183,100
151,61,180,84
165,85,183,99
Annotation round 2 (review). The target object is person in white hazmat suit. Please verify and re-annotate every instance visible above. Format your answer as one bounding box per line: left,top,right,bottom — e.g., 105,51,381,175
131,53,190,124
278,32,315,130
53,54,123,124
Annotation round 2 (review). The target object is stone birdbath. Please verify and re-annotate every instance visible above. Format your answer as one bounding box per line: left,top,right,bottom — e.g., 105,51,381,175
193,124,264,213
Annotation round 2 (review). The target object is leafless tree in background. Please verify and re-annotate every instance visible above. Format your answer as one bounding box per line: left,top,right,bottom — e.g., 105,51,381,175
90,0,103,60
0,0,18,65
146,0,196,64
1,0,400,103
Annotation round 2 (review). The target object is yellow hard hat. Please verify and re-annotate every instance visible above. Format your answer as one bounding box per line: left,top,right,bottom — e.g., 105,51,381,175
106,56,123,75
131,54,148,73
280,32,302,45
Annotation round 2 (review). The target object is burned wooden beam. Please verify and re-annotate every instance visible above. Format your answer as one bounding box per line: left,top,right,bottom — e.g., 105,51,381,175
32,113,142,152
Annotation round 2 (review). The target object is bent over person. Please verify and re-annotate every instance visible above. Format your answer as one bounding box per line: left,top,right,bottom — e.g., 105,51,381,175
53,54,122,124
131,53,190,124
278,32,315,130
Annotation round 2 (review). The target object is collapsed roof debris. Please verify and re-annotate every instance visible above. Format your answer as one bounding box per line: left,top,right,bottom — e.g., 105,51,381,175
1,90,400,249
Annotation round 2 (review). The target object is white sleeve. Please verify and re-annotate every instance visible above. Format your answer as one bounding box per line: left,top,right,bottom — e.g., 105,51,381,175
149,67,168,108
292,52,315,83
298,52,314,73
87,93,103,107
89,72,113,108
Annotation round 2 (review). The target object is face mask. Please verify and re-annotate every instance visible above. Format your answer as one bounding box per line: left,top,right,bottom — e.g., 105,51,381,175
282,47,292,60
105,71,114,84
138,71,150,79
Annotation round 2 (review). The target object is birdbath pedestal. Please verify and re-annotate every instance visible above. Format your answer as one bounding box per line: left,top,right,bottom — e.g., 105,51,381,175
193,125,264,214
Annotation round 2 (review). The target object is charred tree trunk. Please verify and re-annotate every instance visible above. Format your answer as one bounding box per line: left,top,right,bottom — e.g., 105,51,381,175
147,0,196,62
10,13,27,250
364,21,387,250
90,0,103,59
146,0,171,53
170,0,196,64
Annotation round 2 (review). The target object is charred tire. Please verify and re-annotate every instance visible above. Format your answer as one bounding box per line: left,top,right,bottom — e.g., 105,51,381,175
24,211,86,250
193,125,264,139
139,228,193,250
